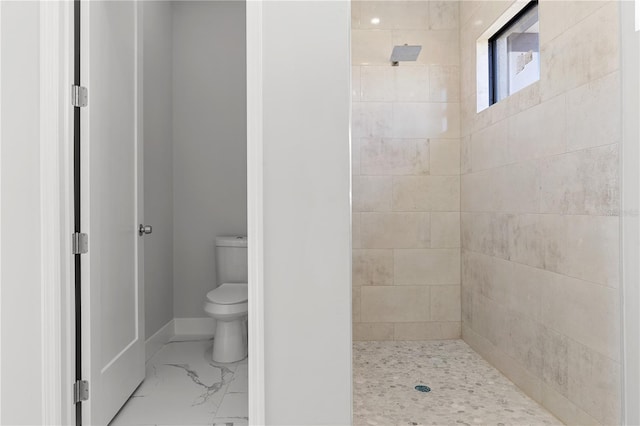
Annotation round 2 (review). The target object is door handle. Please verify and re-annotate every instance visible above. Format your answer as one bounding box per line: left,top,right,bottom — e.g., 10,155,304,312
138,224,153,236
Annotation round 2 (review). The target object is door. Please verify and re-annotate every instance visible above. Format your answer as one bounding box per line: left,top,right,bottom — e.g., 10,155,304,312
79,1,145,424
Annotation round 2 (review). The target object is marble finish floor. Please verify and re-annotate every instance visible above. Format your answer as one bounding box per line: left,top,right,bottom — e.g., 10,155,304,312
354,340,562,426
110,336,248,426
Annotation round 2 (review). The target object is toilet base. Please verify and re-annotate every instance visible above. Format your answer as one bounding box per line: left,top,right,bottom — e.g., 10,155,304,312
212,316,247,363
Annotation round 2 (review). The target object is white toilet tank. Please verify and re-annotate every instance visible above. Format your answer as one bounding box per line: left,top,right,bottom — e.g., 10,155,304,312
215,236,248,284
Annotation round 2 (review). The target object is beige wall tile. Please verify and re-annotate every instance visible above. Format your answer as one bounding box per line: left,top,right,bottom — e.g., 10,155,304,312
353,103,394,138
392,102,461,139
431,285,461,321
352,66,362,102
507,96,566,164
539,2,612,48
538,0,567,47
353,287,361,323
566,71,621,152
500,162,540,213
539,144,619,216
560,215,620,288
462,322,497,368
430,139,461,176
506,82,541,117
461,135,472,174
541,383,600,426
461,171,497,213
471,252,546,322
394,249,460,285
504,312,545,377
567,340,621,425
503,261,547,321
394,65,430,102
352,137,361,176
351,0,361,31
428,1,459,30
361,138,429,176
361,285,430,323
462,163,539,214
360,212,430,249
351,0,463,344
393,176,460,211
429,65,460,102
506,214,562,271
389,1,431,30
542,273,620,362
464,321,544,403
459,1,622,422
353,322,394,341
474,293,511,351
459,1,482,29
541,326,569,396
460,280,473,325
353,176,393,212
431,212,460,248
394,321,461,340
471,119,509,172
567,3,619,89
353,249,394,286
360,66,394,102
461,250,490,298
563,1,611,30
539,36,568,101
352,213,362,249
356,1,429,30
460,212,500,256
541,3,619,98
468,100,493,135
352,29,394,65
459,51,476,103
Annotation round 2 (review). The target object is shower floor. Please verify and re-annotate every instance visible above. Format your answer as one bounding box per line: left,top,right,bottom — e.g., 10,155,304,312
353,340,561,426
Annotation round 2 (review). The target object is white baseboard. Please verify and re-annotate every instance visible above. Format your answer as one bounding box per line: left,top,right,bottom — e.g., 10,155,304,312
174,317,216,336
145,319,175,362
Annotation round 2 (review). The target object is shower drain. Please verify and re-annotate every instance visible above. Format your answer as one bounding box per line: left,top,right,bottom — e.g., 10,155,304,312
415,385,431,393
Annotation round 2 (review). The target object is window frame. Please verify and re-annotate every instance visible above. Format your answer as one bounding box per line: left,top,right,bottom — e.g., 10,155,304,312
488,0,539,106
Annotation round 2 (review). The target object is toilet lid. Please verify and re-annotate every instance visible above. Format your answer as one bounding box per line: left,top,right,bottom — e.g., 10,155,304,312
206,283,248,305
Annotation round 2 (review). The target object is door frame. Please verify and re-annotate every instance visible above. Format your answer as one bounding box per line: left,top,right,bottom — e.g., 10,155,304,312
39,0,266,424
39,0,76,425
621,1,640,424
246,0,266,423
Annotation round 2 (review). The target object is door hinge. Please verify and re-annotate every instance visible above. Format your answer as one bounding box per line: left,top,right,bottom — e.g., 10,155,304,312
71,85,88,107
73,380,89,404
72,232,88,254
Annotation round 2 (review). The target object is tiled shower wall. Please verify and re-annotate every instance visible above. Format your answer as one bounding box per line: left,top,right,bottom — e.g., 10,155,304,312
459,1,621,424
351,1,462,341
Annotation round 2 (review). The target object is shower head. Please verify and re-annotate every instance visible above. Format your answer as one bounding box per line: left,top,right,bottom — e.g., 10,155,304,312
390,44,422,66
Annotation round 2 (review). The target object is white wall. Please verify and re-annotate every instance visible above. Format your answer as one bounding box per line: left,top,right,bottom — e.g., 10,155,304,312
142,1,174,340
0,1,43,424
172,1,247,319
260,1,352,424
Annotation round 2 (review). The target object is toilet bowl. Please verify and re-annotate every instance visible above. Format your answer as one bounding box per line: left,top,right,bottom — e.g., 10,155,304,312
204,283,248,363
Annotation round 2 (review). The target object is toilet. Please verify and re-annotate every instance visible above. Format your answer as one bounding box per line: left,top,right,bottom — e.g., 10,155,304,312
203,236,248,363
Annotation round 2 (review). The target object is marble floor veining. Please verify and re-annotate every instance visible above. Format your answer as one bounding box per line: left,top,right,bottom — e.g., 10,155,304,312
353,340,561,426
110,336,248,426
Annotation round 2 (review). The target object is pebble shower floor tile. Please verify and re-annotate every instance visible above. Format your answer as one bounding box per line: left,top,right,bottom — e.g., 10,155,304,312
353,340,561,426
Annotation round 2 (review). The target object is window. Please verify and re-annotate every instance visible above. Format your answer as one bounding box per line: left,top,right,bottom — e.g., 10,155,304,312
488,1,539,105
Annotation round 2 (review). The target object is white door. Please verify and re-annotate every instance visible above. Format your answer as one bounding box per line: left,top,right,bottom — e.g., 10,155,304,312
80,1,145,424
